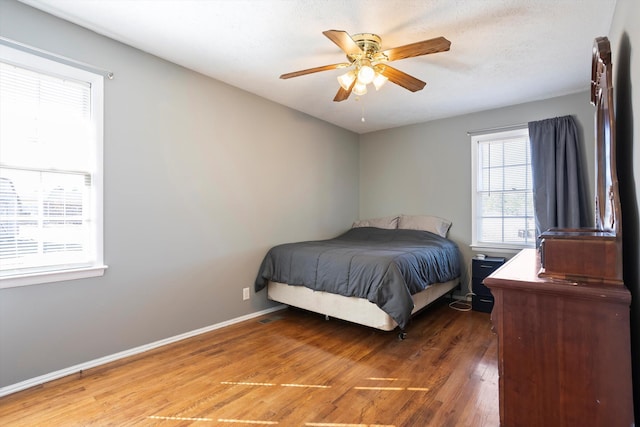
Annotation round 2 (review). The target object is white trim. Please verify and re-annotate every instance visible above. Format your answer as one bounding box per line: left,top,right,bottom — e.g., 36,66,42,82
0,305,287,397
0,265,108,289
466,123,527,136
470,245,522,256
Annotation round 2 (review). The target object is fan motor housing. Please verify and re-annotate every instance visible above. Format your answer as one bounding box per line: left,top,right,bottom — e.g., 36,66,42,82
349,33,381,60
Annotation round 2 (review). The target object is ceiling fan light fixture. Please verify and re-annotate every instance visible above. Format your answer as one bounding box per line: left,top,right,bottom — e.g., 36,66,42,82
353,81,368,96
372,72,388,90
337,70,356,90
281,30,450,102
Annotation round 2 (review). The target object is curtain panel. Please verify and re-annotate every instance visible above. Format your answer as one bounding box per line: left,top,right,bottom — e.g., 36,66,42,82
528,115,591,239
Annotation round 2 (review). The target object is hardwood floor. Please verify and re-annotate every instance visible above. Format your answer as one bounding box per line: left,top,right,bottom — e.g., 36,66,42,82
0,299,499,426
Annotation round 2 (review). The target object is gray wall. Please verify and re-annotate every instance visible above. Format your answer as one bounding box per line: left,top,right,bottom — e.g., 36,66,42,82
0,0,359,388
359,91,596,291
608,0,640,417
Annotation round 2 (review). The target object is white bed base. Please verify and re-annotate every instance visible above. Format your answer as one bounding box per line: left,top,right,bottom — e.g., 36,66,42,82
267,279,459,331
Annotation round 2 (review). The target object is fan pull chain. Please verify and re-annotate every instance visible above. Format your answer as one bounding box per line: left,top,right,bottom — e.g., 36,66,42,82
360,97,366,122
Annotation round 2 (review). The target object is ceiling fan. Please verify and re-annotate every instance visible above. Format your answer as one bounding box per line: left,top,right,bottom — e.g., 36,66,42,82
280,30,451,102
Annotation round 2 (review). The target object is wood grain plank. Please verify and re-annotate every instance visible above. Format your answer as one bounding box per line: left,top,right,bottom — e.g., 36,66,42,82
0,301,499,426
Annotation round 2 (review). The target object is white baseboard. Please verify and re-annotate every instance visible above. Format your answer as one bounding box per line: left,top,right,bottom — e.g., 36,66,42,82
0,305,287,398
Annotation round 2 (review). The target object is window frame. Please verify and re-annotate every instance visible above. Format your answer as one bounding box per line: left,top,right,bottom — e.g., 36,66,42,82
470,127,535,253
0,44,106,289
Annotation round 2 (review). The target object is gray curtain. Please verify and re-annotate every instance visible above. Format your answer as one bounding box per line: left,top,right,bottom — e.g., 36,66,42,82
529,115,591,238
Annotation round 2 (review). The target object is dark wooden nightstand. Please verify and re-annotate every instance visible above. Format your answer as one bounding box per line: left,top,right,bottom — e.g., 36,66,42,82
471,256,505,313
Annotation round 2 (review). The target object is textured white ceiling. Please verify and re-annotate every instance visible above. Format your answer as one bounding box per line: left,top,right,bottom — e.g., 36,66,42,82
20,0,617,134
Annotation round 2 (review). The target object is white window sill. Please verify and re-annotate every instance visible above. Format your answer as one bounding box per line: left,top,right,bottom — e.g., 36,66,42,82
470,244,533,256
0,265,108,289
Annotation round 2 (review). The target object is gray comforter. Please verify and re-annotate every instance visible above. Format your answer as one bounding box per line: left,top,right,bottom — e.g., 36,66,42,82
254,227,461,329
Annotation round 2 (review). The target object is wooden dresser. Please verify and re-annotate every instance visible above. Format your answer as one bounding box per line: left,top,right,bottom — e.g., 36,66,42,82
484,248,633,427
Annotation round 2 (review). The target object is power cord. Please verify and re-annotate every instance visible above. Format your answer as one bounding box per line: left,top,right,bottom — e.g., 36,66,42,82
449,292,475,312
449,256,475,312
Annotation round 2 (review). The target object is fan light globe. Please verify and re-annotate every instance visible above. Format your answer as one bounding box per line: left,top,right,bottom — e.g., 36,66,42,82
357,64,375,85
373,73,388,90
353,81,368,95
337,70,356,90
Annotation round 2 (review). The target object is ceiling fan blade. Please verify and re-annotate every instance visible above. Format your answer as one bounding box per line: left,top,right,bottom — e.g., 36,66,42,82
333,78,356,102
377,65,426,92
280,63,349,79
323,30,363,56
381,36,451,62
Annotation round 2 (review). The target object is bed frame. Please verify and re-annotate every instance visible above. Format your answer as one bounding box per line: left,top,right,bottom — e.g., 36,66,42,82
267,279,459,333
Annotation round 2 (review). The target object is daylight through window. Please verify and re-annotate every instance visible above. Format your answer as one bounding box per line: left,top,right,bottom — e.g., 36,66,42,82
0,45,105,287
471,128,535,250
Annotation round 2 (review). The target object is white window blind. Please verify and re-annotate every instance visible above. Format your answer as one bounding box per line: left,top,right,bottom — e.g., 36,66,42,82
471,128,535,249
0,45,105,287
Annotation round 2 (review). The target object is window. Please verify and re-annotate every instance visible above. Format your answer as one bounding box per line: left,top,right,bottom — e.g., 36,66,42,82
471,128,535,250
0,44,105,288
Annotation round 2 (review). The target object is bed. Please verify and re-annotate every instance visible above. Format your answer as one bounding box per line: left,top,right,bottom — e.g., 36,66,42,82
254,215,461,334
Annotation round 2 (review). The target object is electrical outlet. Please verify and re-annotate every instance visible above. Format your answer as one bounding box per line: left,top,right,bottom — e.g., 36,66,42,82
242,287,250,301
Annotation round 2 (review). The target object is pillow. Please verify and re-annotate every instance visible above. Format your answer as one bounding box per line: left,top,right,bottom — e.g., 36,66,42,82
398,214,452,237
352,215,399,230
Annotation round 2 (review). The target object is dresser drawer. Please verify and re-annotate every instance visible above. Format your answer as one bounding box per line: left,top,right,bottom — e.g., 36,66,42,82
472,259,504,277
473,278,492,297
